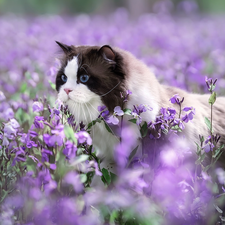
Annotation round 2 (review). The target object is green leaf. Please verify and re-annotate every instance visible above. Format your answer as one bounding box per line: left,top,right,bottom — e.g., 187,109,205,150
110,172,117,184
25,71,31,79
171,125,182,133
80,174,87,183
162,128,169,134
0,189,8,203
195,142,202,154
199,135,205,144
129,119,137,124
87,118,102,130
64,124,77,144
211,84,216,91
26,157,37,172
126,145,139,168
195,153,205,165
123,108,132,115
101,168,111,185
20,82,27,93
140,122,148,138
104,121,113,135
74,154,89,164
212,182,219,194
209,92,217,105
15,108,30,124
109,210,118,225
213,144,224,159
204,117,213,132
203,164,211,172
48,80,56,90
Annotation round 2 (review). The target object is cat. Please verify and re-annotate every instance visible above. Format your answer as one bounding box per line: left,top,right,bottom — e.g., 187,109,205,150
55,41,225,171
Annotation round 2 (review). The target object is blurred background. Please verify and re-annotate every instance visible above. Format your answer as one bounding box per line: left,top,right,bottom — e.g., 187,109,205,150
1,0,225,108
0,0,225,16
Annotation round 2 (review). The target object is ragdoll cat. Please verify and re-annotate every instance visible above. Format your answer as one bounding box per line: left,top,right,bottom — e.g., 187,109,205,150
55,41,225,170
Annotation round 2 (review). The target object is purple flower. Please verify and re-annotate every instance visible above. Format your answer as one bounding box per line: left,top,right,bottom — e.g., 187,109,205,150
205,76,217,91
98,105,107,112
177,120,185,130
32,101,44,112
63,140,77,160
0,91,6,101
12,146,26,166
53,125,64,144
106,106,124,125
182,108,195,123
126,90,132,95
205,76,212,84
204,136,215,152
133,104,149,115
3,118,20,140
4,108,14,120
41,148,53,162
43,125,65,147
75,131,92,145
64,171,83,193
160,107,176,121
29,130,38,137
43,133,51,145
67,115,75,126
169,94,184,105
44,180,57,195
167,107,176,116
89,161,102,176
101,110,110,119
20,132,38,148
215,168,225,184
107,115,119,125
122,89,132,102
114,106,124,116
26,140,38,148
50,163,57,170
183,106,193,112
2,136,9,146
115,126,136,168
160,107,170,120
98,105,110,120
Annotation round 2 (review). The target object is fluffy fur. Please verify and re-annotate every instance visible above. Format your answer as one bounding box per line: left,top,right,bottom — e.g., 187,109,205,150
55,42,225,169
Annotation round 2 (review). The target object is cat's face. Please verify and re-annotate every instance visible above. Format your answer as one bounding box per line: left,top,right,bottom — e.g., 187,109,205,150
55,42,126,124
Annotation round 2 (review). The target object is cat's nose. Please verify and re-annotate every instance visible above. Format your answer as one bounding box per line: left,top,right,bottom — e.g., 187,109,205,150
64,88,73,95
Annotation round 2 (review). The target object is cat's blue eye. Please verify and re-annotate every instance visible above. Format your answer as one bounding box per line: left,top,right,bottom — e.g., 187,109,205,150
80,75,89,83
61,74,67,83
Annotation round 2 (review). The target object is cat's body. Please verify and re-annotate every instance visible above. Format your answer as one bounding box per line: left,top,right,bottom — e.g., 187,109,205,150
55,42,225,170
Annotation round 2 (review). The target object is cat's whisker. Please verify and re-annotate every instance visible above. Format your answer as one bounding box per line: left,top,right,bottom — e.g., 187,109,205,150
84,102,95,142
100,81,121,97
81,103,88,129
77,102,81,129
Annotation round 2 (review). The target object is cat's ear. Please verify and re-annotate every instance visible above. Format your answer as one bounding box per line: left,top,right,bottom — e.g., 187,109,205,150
99,45,116,64
55,41,72,54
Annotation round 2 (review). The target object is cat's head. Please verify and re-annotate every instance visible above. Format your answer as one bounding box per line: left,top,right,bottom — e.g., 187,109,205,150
55,42,126,123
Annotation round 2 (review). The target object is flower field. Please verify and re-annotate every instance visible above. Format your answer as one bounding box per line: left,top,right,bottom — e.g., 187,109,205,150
1,9,225,225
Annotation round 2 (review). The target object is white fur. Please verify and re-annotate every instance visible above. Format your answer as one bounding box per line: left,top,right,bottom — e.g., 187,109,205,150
57,57,118,168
